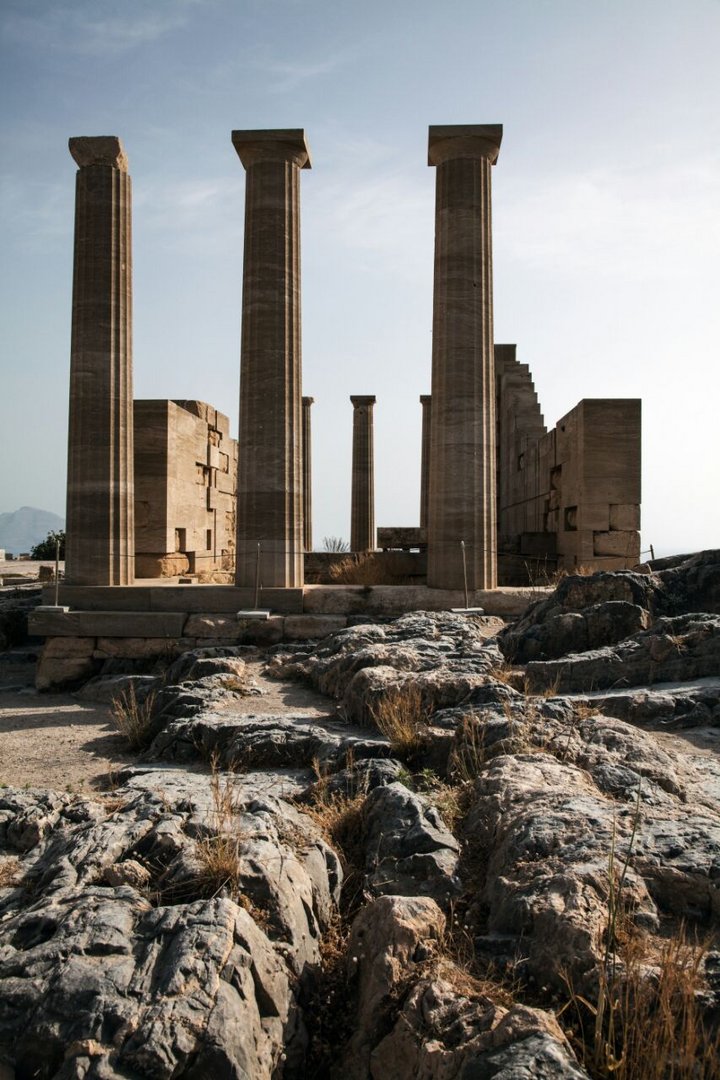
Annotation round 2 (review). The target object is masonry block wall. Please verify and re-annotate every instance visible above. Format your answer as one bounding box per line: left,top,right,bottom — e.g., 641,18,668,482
496,347,641,581
134,400,237,578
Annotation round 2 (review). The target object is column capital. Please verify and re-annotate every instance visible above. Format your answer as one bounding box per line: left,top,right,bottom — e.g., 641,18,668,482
302,395,315,407
232,129,312,171
428,124,502,167
350,395,376,407
69,136,128,171
420,394,432,405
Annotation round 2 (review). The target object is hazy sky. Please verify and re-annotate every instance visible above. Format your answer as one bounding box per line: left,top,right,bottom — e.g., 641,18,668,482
1,0,718,557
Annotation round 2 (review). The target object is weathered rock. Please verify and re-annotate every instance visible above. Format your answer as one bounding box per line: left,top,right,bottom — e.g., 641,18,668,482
342,895,446,1077
371,983,588,1079
363,783,461,904
525,613,720,693
0,768,342,1077
75,673,158,704
461,731,720,990
279,611,503,705
342,895,586,1080
149,710,390,771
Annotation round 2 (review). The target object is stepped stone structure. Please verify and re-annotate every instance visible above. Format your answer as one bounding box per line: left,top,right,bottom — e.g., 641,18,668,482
495,345,641,580
302,396,314,552
232,129,311,588
426,125,502,592
65,136,134,585
350,396,376,552
134,400,237,578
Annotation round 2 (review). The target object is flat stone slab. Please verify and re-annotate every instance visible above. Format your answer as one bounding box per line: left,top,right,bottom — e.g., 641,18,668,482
29,610,187,638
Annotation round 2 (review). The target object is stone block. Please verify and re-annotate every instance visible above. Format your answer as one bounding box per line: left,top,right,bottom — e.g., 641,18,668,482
36,655,97,691
609,503,641,531
593,531,640,559
135,554,190,578
284,615,347,641
237,616,285,646
94,637,176,659
29,610,187,638
577,503,611,531
42,636,96,659
184,614,242,640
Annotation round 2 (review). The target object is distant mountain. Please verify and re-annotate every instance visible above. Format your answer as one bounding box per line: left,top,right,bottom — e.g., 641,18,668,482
0,507,65,555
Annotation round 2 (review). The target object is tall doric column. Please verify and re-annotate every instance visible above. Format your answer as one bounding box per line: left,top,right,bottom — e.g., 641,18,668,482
232,129,311,588
65,136,134,585
302,396,314,551
350,396,376,553
419,394,432,531
426,125,502,591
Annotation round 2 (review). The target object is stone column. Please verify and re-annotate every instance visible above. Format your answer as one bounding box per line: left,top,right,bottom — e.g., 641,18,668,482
419,394,432,530
232,129,311,588
65,136,134,586
426,125,502,591
302,396,314,551
350,396,376,553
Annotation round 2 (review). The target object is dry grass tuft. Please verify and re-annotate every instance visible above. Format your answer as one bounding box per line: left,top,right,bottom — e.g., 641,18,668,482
0,857,22,888
303,760,368,918
562,925,720,1079
369,682,430,761
193,763,246,899
111,684,157,750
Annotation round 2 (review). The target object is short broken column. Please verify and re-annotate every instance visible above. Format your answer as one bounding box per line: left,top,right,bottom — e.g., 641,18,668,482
65,136,135,585
426,125,502,591
232,129,311,588
419,394,432,531
350,396,376,553
302,396,314,552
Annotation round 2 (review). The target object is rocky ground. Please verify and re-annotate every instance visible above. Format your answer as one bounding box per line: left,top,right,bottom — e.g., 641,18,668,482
0,550,719,1078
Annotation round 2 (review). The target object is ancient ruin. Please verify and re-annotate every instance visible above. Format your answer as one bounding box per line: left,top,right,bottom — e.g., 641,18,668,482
134,399,237,579
65,136,135,586
350,395,377,553
495,344,641,581
45,123,642,644
426,125,502,592
232,129,310,590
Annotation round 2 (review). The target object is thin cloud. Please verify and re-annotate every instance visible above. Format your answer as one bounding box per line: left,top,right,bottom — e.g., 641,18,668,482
1,0,206,55
496,157,720,281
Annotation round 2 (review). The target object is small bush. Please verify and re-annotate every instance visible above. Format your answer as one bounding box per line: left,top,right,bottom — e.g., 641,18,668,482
322,536,350,552
329,552,408,585
111,684,157,750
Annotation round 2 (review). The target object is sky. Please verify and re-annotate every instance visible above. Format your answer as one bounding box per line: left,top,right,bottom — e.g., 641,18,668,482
1,0,719,558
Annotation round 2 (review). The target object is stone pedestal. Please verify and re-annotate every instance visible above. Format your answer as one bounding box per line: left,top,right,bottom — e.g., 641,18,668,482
65,136,135,586
302,396,314,552
419,394,432,530
350,396,376,553
426,125,502,591
232,130,311,588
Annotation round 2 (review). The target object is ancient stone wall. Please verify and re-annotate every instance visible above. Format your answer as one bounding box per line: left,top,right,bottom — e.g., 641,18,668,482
496,347,641,582
134,400,237,578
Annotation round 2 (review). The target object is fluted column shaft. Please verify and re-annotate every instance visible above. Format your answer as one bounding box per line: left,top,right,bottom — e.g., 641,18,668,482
350,396,376,553
232,130,310,588
427,125,502,591
419,394,432,530
302,396,314,551
65,136,134,585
